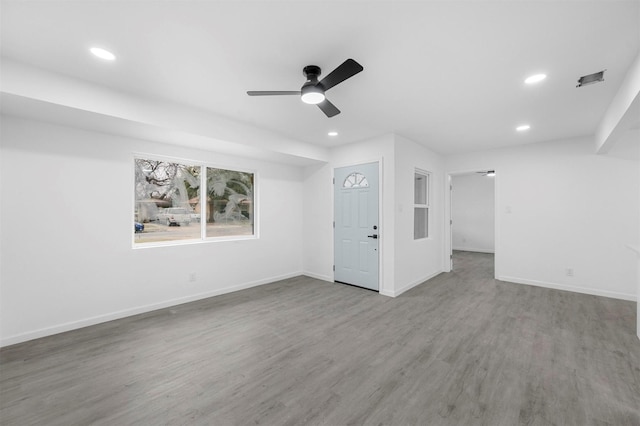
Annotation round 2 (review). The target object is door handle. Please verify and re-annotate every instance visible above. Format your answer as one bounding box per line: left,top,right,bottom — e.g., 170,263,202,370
367,234,378,239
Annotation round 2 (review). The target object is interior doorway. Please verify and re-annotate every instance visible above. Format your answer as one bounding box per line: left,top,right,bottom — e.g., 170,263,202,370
449,170,496,273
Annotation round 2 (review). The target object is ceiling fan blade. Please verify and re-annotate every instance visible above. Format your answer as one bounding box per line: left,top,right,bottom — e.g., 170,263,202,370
247,91,301,96
317,99,340,117
318,59,363,91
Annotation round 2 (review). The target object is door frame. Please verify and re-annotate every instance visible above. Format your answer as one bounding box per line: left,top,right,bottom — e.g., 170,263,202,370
444,169,500,278
333,158,384,294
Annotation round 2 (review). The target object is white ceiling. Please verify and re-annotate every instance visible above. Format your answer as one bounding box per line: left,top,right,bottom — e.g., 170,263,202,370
1,1,639,155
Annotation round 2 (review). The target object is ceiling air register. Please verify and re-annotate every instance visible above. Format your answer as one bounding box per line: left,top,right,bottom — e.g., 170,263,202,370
576,70,605,88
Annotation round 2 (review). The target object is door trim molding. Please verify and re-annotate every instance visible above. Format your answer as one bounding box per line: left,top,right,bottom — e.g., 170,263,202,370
445,169,499,278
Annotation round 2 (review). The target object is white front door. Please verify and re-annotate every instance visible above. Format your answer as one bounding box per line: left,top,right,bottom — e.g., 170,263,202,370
334,162,379,291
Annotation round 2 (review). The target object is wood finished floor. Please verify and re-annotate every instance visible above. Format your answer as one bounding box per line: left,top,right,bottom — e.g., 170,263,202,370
1,251,639,425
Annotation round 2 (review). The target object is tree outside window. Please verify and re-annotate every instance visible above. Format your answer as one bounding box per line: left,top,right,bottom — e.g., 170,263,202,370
206,167,254,238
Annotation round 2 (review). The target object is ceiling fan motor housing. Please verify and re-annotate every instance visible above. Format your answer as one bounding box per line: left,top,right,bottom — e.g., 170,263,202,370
303,65,322,81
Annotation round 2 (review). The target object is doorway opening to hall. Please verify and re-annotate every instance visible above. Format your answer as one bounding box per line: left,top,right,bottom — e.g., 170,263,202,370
450,171,496,276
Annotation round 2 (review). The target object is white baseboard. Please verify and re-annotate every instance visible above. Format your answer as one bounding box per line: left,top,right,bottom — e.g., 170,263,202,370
452,247,495,254
0,271,303,348
382,270,443,298
497,275,637,302
302,271,333,283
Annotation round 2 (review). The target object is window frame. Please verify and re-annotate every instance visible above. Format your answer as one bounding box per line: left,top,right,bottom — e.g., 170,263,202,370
413,169,430,240
132,153,258,249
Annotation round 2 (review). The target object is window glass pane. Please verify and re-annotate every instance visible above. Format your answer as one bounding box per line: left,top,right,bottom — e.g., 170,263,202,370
414,207,428,239
134,159,201,244
415,172,427,204
206,167,254,238
343,172,369,189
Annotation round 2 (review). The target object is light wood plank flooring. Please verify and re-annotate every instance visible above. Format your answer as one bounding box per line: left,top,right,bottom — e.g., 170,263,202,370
1,251,639,425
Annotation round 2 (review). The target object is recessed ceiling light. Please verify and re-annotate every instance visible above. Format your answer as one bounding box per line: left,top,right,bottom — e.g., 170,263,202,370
525,74,546,84
328,131,338,136
516,124,531,132
90,47,116,61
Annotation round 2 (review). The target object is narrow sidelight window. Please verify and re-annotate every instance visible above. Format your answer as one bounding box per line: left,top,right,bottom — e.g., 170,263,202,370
414,170,430,239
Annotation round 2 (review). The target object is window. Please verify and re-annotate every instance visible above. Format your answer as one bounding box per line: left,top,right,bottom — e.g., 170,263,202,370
205,167,254,238
343,172,369,188
414,170,429,239
134,156,254,245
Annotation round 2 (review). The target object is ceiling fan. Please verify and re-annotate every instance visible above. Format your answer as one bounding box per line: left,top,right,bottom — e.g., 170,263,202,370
247,59,364,118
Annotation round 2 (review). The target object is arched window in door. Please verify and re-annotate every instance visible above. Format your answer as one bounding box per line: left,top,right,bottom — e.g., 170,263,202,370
343,172,369,189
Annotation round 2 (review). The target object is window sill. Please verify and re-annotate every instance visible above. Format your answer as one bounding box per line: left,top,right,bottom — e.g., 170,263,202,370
132,234,258,249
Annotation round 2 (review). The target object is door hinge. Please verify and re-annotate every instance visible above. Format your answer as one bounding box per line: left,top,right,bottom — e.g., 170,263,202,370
333,177,335,184
450,219,453,225
333,221,335,228
450,254,453,259
333,265,335,271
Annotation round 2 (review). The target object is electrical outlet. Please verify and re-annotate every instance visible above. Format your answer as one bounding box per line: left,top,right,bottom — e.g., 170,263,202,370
565,268,574,277
189,272,197,282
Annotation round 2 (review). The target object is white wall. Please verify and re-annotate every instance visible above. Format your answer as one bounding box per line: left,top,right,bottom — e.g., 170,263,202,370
595,52,640,154
4,113,635,348
393,135,444,295
302,134,396,294
0,116,304,346
446,136,639,301
302,134,445,297
451,173,495,253
301,163,334,282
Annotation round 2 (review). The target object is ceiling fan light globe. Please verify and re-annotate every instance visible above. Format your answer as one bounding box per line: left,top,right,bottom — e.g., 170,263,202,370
301,91,325,105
